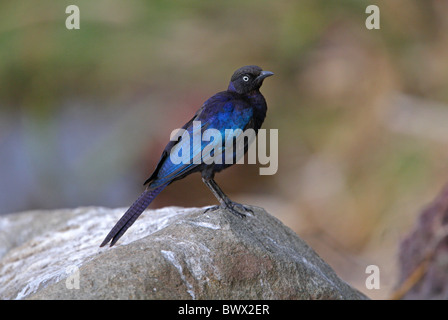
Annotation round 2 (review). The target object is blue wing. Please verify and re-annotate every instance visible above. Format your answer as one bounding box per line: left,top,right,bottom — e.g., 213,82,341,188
146,92,254,189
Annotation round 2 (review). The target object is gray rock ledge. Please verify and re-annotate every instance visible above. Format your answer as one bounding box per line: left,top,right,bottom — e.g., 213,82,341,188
0,206,367,299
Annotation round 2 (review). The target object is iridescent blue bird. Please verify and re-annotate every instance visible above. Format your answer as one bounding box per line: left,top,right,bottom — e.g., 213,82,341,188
100,65,273,247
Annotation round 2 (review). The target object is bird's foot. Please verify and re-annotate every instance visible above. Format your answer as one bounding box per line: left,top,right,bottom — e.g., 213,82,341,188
204,205,220,213
204,202,252,218
226,201,252,218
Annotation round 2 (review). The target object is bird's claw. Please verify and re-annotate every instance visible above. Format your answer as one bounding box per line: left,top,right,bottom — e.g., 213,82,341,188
227,202,252,218
204,205,220,213
204,202,252,218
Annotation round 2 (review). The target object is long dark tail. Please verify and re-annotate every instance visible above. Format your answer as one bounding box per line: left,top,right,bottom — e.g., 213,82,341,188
100,185,166,247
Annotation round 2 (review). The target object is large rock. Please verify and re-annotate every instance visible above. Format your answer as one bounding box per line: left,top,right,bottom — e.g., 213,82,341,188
0,206,367,299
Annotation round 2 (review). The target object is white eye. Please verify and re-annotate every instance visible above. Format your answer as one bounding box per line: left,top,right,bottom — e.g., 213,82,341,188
242,75,249,82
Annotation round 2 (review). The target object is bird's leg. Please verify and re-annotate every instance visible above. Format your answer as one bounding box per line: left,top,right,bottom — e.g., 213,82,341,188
202,177,253,218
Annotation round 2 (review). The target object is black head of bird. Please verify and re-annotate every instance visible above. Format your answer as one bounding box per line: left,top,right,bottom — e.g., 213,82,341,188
228,65,274,95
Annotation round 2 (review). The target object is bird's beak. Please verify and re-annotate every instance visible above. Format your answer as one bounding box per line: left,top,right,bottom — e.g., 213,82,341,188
256,70,274,83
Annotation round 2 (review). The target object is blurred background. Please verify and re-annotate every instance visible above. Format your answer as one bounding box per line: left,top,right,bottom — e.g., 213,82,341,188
1,0,448,299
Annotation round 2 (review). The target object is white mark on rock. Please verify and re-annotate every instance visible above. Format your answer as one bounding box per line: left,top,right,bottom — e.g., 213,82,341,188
160,250,195,299
189,221,221,230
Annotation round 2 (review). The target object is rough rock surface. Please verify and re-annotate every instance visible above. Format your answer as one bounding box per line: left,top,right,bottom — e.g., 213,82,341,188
0,206,367,300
